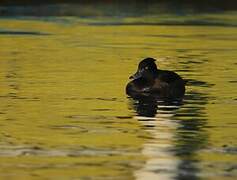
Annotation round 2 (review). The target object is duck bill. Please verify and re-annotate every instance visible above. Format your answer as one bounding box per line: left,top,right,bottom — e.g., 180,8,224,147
129,70,142,80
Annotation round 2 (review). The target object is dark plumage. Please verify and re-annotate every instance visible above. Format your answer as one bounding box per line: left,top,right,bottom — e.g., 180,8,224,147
126,57,186,100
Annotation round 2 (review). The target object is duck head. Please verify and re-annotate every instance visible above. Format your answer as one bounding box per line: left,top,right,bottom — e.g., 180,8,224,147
130,58,158,80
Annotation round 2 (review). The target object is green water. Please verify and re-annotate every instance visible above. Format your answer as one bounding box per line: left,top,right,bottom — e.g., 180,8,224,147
0,13,237,180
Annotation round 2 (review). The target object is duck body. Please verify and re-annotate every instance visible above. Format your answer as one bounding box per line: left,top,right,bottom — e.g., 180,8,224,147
126,58,185,100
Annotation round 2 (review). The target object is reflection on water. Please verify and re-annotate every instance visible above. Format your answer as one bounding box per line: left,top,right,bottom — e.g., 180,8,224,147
129,89,208,180
0,11,237,180
130,97,181,180
174,92,208,180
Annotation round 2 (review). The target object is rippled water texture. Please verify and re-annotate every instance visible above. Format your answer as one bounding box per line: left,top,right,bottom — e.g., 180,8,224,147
0,12,237,180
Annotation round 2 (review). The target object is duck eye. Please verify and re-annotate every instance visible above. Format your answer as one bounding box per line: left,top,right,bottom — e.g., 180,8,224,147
145,66,149,70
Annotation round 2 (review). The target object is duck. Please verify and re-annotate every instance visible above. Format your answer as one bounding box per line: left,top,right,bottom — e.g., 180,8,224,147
126,57,186,100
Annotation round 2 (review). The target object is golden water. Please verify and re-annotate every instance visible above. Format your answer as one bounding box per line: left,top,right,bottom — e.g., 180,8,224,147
0,14,237,180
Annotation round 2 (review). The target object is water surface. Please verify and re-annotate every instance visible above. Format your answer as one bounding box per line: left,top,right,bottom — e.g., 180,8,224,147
0,13,237,180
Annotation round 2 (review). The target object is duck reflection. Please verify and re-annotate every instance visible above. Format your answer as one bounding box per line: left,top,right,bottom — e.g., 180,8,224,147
129,90,208,180
129,96,159,118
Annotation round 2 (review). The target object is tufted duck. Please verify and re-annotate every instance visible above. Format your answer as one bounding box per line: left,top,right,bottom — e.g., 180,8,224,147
126,58,186,100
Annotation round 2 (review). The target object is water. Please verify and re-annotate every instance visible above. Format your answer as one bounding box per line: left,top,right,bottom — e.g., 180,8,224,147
0,12,237,180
